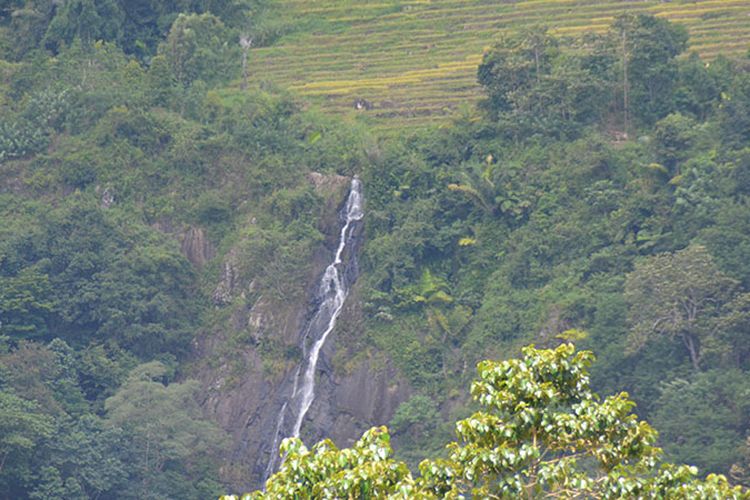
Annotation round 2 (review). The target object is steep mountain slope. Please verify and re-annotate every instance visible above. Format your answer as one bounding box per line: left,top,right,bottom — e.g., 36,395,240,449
192,174,410,490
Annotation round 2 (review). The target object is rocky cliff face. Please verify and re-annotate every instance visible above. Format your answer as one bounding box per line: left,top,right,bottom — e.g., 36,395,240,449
181,226,215,268
190,174,410,491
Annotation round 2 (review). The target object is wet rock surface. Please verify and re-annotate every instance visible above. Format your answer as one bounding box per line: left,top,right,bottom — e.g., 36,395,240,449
192,174,409,491
181,226,216,268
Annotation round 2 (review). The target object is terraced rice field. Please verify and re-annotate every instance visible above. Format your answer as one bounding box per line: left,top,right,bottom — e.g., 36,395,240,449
250,0,750,131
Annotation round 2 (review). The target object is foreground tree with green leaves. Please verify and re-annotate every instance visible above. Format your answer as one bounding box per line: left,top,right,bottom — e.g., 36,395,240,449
226,344,746,499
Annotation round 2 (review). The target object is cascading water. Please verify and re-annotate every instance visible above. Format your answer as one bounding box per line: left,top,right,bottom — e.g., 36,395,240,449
262,177,364,480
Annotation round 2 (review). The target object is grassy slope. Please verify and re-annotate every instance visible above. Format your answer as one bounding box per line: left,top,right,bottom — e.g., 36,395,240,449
249,0,750,131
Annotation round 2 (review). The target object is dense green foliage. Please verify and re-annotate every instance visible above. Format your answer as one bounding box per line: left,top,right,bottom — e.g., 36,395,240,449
240,345,746,499
2,0,750,496
355,13,750,484
476,15,690,136
0,1,362,496
0,0,271,60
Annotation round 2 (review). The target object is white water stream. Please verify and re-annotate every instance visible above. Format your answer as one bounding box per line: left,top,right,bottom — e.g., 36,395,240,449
263,177,363,479
291,177,363,437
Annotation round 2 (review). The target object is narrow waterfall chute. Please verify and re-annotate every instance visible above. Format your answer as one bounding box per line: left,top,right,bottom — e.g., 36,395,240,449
292,177,363,438
263,177,364,479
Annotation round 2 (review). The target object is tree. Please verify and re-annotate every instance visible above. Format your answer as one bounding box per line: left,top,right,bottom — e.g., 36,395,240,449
0,266,54,340
389,395,444,469
653,369,750,475
29,415,129,500
104,362,228,499
33,196,199,357
732,437,750,489
716,292,750,368
624,244,737,371
42,0,125,52
3,0,57,59
477,28,610,137
234,344,746,499
158,12,235,88
249,427,412,499
609,14,689,127
674,53,727,121
477,29,559,116
720,73,750,147
0,390,55,495
417,344,654,498
652,112,697,175
0,341,84,416
239,34,252,90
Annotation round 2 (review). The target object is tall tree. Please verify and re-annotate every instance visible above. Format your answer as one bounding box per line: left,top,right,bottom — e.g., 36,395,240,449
42,0,124,52
29,416,129,500
0,391,55,495
609,14,689,127
719,73,750,147
158,12,235,88
653,369,750,475
0,266,54,341
477,28,559,116
478,28,610,136
624,244,737,370
105,362,228,498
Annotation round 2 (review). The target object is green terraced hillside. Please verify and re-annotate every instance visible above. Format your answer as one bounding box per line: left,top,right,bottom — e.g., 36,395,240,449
248,0,750,131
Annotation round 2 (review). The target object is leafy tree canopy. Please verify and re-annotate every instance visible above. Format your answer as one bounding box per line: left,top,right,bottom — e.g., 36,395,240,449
624,244,738,370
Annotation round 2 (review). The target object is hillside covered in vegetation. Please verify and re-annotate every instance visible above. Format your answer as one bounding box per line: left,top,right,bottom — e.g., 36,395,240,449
250,0,750,130
1,0,750,498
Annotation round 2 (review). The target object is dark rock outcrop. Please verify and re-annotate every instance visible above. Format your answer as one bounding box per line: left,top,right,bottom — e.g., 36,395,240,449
181,226,216,268
193,173,410,492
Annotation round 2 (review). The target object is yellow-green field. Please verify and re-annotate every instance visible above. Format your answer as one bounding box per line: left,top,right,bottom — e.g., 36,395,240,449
250,0,750,131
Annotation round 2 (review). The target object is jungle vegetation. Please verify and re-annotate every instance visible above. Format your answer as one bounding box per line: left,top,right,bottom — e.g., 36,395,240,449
1,1,750,497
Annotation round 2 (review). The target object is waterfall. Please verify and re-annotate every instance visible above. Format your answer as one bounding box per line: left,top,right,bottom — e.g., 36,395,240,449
262,177,363,480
